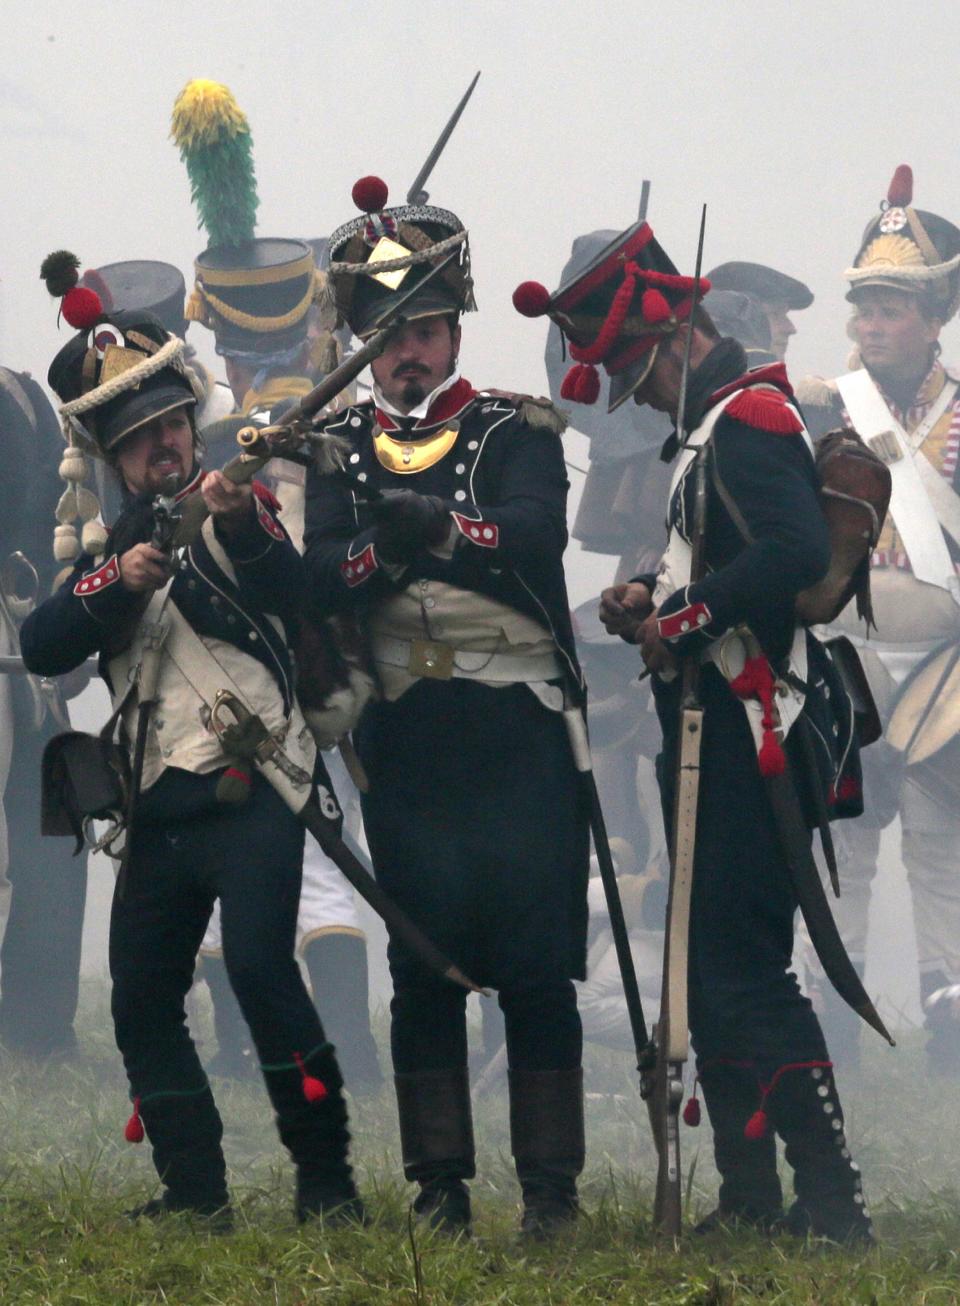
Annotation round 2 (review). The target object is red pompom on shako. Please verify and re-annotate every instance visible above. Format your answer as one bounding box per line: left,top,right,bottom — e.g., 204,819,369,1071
124,1096,145,1144
293,1051,328,1103
352,175,389,213
512,280,551,318
40,249,103,330
887,164,913,208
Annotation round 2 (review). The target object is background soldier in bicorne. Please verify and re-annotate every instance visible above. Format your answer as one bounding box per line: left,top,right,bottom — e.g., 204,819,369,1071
0,360,88,1059
18,256,362,1226
706,260,813,362
303,174,591,1238
797,167,960,1075
171,79,381,1091
513,216,880,1242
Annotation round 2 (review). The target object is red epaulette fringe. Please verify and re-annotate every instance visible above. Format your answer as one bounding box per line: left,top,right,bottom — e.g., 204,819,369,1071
725,388,803,435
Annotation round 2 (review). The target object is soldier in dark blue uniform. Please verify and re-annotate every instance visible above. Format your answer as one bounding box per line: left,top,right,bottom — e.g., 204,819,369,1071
19,258,361,1225
515,222,875,1243
304,176,590,1237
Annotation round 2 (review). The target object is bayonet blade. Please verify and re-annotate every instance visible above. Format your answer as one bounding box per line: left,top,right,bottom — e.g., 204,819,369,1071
406,71,481,205
674,203,707,447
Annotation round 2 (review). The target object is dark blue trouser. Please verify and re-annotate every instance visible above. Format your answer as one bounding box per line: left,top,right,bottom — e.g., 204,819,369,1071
356,681,589,1075
655,666,829,1078
109,768,326,1110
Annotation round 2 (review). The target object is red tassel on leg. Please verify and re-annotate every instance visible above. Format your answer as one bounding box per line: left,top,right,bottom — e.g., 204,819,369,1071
744,1107,768,1140
124,1096,145,1144
293,1051,328,1103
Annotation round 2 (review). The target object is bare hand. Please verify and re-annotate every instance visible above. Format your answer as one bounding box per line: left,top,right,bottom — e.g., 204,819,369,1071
119,543,170,594
202,470,254,533
599,582,653,644
639,609,678,676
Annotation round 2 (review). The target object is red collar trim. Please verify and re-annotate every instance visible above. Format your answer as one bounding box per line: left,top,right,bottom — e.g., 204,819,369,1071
375,377,478,432
174,467,204,503
708,363,794,410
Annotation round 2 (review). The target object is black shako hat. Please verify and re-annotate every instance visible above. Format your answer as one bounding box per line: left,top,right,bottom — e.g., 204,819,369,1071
80,260,188,339
327,175,475,338
514,220,711,412
189,237,317,355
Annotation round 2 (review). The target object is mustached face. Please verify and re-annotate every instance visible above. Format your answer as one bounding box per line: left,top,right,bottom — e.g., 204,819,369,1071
370,316,461,413
113,407,195,496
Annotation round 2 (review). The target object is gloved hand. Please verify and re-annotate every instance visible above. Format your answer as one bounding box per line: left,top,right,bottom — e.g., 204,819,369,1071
370,489,450,561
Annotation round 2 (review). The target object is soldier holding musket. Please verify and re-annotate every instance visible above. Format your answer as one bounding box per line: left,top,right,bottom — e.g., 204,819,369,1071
514,217,881,1242
304,174,590,1238
19,256,362,1226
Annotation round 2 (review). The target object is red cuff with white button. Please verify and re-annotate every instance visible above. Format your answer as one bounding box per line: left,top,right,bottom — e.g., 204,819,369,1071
256,498,285,541
73,554,121,597
657,600,713,643
340,542,379,587
451,511,499,549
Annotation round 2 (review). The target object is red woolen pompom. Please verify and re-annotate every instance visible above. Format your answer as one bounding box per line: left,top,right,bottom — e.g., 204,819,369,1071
352,175,389,213
61,285,103,330
682,1097,701,1127
641,287,672,324
124,1097,145,1144
758,732,786,778
512,281,551,318
560,364,582,400
887,164,913,207
574,363,601,404
744,1108,768,1141
302,1074,328,1103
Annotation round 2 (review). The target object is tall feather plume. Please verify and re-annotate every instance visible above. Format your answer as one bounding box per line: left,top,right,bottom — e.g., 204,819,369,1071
171,79,258,248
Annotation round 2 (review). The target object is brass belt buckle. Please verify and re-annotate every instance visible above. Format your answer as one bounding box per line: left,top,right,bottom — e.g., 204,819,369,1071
409,638,455,679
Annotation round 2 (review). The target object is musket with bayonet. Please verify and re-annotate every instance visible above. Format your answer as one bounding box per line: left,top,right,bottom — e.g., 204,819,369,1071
642,204,708,1239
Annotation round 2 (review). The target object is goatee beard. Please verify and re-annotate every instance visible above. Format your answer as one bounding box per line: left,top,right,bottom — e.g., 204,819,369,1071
400,379,427,407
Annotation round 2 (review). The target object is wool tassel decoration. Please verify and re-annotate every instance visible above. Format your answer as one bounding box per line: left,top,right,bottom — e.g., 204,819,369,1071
40,250,103,331
729,654,786,778
124,1097,145,1143
744,1106,769,1141
682,1079,701,1127
215,765,253,805
641,287,672,325
293,1051,328,1103
171,79,259,249
573,363,601,404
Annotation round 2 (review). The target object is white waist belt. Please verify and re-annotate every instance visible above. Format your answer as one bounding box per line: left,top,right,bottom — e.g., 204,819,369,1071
372,633,562,684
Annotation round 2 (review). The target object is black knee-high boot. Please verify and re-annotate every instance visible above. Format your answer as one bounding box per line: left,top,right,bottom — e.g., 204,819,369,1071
395,1067,475,1233
509,1068,584,1239
262,1043,363,1224
132,1086,230,1218
766,1062,874,1244
694,1061,783,1232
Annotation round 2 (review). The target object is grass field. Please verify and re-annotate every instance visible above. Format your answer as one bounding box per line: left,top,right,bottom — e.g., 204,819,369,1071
1,983,959,1304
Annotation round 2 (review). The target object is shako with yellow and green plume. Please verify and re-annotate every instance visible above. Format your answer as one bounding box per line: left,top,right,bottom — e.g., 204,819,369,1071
172,78,319,357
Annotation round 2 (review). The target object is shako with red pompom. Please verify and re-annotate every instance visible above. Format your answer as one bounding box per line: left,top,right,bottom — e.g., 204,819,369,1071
351,175,389,214
40,250,104,330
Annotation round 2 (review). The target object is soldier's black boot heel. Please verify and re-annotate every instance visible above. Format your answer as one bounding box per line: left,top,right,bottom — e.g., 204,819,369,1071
509,1068,584,1241
693,1062,783,1234
395,1067,474,1235
767,1063,875,1245
264,1045,365,1225
128,1087,232,1226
